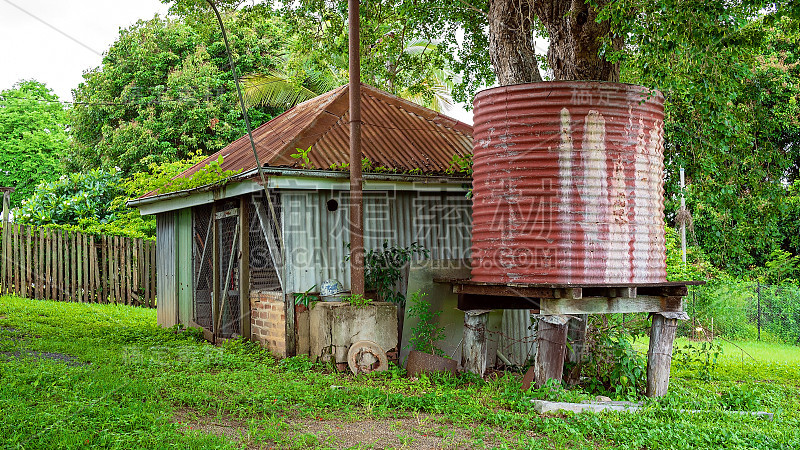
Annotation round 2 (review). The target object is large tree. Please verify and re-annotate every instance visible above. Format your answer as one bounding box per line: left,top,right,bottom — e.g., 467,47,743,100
242,0,456,111
0,80,68,206
68,4,287,175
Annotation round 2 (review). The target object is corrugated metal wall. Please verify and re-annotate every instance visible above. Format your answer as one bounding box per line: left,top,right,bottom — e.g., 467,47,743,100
176,209,193,325
282,190,472,293
156,212,177,327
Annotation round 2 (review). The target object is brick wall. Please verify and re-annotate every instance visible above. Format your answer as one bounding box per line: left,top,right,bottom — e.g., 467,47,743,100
250,290,286,357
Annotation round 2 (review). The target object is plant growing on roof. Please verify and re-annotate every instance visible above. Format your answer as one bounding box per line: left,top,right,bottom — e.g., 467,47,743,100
405,291,446,357
290,146,315,169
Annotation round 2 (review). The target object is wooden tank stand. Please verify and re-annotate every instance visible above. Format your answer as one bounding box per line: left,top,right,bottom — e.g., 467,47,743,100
434,279,700,397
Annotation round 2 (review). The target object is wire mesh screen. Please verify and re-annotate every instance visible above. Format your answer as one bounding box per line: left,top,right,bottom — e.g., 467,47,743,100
192,204,214,331
217,200,241,338
249,192,282,291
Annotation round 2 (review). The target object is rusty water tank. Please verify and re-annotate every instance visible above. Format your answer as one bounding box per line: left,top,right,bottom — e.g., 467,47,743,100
470,81,667,284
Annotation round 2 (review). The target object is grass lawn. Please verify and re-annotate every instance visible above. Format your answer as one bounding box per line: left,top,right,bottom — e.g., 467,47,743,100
1,295,799,449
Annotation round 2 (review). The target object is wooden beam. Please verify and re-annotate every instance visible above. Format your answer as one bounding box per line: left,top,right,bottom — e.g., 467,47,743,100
534,315,569,388
539,295,683,315
463,310,490,376
239,196,251,342
458,294,540,311
646,312,686,397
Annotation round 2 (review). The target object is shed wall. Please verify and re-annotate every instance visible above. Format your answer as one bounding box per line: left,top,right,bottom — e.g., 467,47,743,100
156,212,177,327
282,190,472,293
176,208,193,325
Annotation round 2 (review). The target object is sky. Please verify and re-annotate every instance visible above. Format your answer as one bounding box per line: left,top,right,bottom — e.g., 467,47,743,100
0,0,475,124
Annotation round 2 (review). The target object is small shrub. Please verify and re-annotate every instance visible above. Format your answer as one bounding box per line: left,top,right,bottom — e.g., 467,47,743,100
582,319,647,400
405,291,446,357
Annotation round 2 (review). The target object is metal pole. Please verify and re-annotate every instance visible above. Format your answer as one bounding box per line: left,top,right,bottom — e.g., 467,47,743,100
680,167,687,265
348,0,365,296
757,282,761,341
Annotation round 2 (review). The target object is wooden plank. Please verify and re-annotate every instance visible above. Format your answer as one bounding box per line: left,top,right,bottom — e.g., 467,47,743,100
13,223,19,295
1,191,10,295
239,196,251,342
59,230,65,301
127,237,133,305
110,235,116,304
133,238,140,304
92,236,99,303
534,316,569,388
79,233,86,302
212,205,220,338
71,231,77,301
25,225,31,298
38,228,44,300
252,198,284,289
539,295,684,315
44,230,51,300
100,236,111,303
116,235,122,304
646,313,681,397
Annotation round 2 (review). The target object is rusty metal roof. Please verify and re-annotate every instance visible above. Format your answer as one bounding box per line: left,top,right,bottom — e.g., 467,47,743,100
142,84,472,198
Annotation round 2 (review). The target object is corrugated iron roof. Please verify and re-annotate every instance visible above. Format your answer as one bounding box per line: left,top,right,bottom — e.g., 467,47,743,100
141,84,472,198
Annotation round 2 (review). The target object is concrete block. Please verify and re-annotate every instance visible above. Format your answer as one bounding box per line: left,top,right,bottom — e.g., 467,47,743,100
309,302,398,364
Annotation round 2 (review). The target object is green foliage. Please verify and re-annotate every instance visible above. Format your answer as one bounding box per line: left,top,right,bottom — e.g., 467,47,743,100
405,291,446,357
673,341,724,381
16,169,122,226
0,80,68,206
342,293,373,309
582,318,647,400
158,155,241,194
363,242,429,305
290,146,314,169
665,226,721,281
2,295,800,449
261,1,455,111
293,285,319,309
68,8,285,176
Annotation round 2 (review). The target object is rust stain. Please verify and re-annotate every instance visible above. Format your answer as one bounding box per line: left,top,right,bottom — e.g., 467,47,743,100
470,81,666,284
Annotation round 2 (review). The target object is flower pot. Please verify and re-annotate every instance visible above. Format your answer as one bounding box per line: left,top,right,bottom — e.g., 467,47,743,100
406,350,457,377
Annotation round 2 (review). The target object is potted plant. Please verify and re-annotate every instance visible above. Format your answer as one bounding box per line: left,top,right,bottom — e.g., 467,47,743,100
405,291,457,376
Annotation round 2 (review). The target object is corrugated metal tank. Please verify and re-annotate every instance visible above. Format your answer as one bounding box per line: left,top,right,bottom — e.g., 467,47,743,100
470,81,666,284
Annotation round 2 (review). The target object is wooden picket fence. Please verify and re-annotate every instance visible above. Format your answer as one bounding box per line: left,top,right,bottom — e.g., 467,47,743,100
0,224,157,307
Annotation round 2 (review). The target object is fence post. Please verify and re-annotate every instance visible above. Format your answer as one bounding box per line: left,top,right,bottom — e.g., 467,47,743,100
757,282,762,341
1,187,12,295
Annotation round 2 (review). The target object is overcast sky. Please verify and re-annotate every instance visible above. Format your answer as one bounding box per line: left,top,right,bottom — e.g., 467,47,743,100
0,0,475,123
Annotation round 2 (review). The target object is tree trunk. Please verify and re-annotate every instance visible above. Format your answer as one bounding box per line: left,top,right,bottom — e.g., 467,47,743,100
488,0,543,85
531,0,622,82
487,0,622,84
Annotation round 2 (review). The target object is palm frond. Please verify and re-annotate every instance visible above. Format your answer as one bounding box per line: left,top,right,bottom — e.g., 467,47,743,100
240,72,320,109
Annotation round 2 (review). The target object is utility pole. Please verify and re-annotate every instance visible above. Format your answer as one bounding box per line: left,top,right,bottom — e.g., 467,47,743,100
348,0,365,296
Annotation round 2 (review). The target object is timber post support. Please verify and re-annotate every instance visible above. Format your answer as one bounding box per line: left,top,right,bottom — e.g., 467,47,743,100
534,315,569,388
463,309,490,376
646,311,688,397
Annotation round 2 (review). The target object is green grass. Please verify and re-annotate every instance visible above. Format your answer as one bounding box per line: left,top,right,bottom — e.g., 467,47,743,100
1,295,799,449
